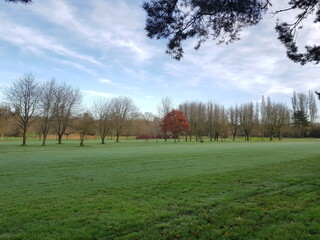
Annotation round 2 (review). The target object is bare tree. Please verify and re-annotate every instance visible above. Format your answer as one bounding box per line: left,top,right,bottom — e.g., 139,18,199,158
111,97,137,143
92,98,114,144
157,97,173,141
213,104,228,141
308,91,318,124
75,112,95,147
261,96,276,140
193,102,206,141
228,105,240,141
179,101,206,141
261,97,290,141
206,101,215,141
53,83,82,144
239,103,256,141
157,97,173,119
274,103,290,140
39,79,57,146
179,101,190,141
4,73,40,145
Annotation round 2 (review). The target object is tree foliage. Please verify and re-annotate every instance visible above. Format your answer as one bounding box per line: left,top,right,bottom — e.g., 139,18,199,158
275,0,320,65
143,0,320,64
162,109,190,142
5,0,32,3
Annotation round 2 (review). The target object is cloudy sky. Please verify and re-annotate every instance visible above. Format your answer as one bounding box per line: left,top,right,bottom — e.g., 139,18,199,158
0,0,319,114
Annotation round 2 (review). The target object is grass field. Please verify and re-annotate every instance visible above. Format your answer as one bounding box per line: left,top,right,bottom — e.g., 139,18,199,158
0,139,319,239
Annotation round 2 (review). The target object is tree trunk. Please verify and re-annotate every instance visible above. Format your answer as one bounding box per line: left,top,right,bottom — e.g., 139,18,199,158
22,129,27,146
209,133,213,141
245,132,250,141
101,137,105,144
116,132,120,142
278,130,283,140
42,134,47,146
80,135,85,146
58,134,63,144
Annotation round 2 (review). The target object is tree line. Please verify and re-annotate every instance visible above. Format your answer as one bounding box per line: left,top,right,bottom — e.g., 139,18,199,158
0,74,319,146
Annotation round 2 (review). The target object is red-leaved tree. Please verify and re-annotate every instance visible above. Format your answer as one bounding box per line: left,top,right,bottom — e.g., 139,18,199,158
162,110,190,142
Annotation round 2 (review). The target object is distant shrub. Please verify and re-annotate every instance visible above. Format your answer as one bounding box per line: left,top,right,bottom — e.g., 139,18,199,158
136,134,156,140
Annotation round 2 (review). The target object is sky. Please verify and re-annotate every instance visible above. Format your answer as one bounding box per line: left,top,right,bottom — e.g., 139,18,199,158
0,0,319,114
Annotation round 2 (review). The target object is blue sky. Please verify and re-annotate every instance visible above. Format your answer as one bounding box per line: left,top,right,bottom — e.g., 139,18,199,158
0,0,319,114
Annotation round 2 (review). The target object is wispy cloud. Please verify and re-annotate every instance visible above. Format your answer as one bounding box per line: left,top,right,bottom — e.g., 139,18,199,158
98,78,141,92
83,90,114,98
100,79,113,84
0,17,101,66
28,0,160,63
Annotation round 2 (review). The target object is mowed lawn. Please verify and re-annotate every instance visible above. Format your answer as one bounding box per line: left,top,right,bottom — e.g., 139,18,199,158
0,139,319,240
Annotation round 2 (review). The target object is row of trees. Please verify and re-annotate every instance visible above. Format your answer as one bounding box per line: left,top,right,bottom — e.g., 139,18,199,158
1,74,319,146
175,92,318,142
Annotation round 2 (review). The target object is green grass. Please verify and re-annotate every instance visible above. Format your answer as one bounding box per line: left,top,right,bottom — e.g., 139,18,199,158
0,139,319,239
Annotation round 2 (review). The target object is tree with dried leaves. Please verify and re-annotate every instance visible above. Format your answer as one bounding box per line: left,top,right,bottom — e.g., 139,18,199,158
4,73,40,145
162,109,190,143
